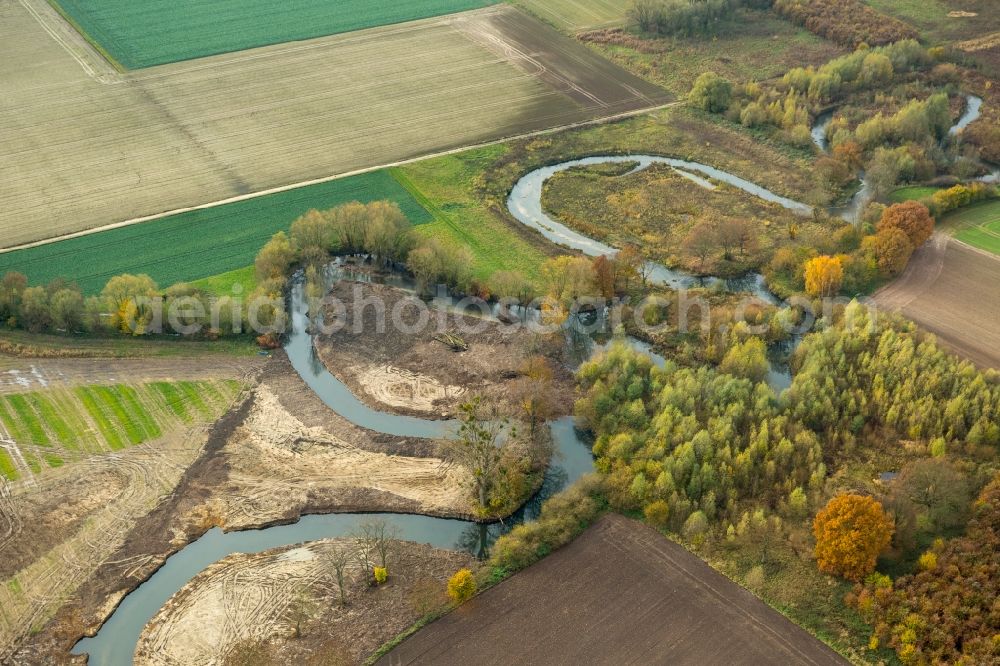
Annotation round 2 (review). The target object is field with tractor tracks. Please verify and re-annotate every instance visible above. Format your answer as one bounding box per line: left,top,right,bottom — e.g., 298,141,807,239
0,0,670,252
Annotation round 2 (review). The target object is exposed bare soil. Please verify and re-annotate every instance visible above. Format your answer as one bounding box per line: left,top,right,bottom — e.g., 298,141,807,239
315,281,573,418
381,514,847,666
0,328,530,662
0,353,256,660
874,233,1000,370
0,356,261,394
136,539,473,666
0,410,241,664
196,353,475,529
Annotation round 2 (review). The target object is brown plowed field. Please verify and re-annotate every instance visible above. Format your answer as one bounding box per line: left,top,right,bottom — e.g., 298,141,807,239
381,514,848,666
0,0,670,248
874,233,1000,370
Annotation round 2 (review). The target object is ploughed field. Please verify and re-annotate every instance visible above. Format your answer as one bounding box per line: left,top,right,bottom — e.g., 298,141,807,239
381,514,847,666
51,0,494,69
0,1,670,250
875,233,1000,370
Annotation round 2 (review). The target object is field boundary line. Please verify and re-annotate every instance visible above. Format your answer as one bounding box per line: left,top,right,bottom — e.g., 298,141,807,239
0,101,680,255
18,0,121,81
952,237,1000,262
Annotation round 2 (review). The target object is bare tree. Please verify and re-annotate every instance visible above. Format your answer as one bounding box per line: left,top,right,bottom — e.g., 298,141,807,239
353,519,399,584
286,586,318,639
714,219,745,260
510,356,556,438
326,544,353,606
683,220,716,270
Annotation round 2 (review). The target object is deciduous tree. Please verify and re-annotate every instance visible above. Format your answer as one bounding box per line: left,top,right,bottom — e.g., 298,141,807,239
683,220,716,270
813,494,893,581
689,72,732,113
803,255,844,297
442,397,515,514
863,228,913,277
877,201,934,249
255,231,296,282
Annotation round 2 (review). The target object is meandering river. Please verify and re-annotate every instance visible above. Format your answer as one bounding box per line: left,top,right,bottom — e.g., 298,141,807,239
76,95,991,662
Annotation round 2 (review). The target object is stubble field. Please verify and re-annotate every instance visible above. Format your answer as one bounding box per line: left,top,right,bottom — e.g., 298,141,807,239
0,1,669,251
49,0,494,69
515,0,631,31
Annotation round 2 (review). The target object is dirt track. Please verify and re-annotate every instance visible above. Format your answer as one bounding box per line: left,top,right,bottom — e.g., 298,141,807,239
381,514,847,666
874,233,1000,369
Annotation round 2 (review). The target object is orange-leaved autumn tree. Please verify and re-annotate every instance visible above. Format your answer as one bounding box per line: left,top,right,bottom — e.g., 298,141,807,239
813,493,894,581
803,255,844,297
863,227,913,277
877,201,934,248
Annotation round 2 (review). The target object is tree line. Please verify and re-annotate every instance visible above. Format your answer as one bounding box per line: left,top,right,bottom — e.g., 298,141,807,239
629,0,772,38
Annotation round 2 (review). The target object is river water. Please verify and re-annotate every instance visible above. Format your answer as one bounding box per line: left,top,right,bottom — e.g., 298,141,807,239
811,94,987,219
80,98,983,662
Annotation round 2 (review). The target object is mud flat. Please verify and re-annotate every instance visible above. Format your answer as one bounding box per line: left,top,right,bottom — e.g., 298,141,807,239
874,233,1000,370
195,353,476,529
315,281,573,418
135,539,473,665
381,514,847,666
1,396,253,664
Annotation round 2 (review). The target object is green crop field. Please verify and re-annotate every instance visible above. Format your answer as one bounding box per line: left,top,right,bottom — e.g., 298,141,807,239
951,200,1000,255
0,379,241,479
51,0,494,69
0,171,431,295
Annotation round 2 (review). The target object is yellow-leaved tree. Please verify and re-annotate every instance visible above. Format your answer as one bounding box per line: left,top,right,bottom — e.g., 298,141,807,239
447,568,477,604
813,494,893,581
803,255,844,297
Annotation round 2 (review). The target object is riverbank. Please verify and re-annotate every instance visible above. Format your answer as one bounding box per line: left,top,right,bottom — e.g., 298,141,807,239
135,538,474,665
314,281,573,419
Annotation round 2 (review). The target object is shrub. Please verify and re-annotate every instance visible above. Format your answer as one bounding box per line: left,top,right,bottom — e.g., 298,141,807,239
916,551,937,571
773,0,918,47
447,569,476,603
374,567,388,585
643,499,670,528
745,564,766,592
488,475,605,572
689,72,733,113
